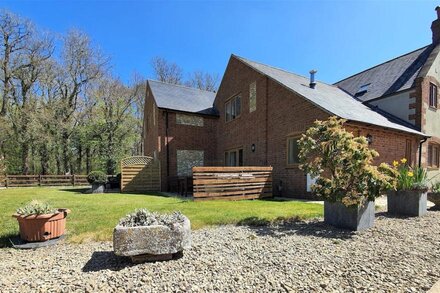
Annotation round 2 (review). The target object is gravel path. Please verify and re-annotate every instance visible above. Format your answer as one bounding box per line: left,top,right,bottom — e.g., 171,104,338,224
1,211,440,292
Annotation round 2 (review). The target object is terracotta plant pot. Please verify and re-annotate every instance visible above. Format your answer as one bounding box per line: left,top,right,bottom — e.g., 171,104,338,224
12,209,70,242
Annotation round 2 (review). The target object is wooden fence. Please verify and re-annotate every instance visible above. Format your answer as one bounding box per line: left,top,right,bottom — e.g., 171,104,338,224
192,166,273,201
121,156,161,192
0,175,91,188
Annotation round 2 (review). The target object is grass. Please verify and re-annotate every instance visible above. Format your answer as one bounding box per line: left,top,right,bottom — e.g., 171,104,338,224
0,187,323,245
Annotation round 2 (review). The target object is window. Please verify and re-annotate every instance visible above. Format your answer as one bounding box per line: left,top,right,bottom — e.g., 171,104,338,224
287,137,300,165
249,82,257,112
405,139,412,165
225,95,241,122
430,83,438,109
428,144,440,168
176,114,204,127
225,148,243,166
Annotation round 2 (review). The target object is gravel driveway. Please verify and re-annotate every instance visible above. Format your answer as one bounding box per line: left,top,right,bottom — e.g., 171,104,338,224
1,211,439,292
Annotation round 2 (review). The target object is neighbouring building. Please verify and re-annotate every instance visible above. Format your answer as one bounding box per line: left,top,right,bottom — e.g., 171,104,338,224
144,7,440,198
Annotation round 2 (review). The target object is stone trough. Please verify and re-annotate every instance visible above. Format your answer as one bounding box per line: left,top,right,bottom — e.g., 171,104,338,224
113,216,191,263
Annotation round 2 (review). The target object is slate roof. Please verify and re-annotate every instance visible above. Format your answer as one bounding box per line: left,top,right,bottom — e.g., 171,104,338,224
234,55,425,136
334,45,434,102
148,80,217,115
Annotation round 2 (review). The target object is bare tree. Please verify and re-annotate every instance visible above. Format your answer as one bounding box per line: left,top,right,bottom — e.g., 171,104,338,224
151,56,183,84
0,10,34,116
55,29,108,173
186,70,219,91
8,31,53,174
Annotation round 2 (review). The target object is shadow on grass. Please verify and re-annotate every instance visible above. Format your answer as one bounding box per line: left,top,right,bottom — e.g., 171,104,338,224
0,232,19,248
237,216,355,240
82,251,133,272
59,188,90,194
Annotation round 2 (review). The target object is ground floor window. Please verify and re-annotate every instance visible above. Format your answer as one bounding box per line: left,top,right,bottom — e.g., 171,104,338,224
428,144,440,168
225,148,243,166
287,136,300,166
176,150,204,176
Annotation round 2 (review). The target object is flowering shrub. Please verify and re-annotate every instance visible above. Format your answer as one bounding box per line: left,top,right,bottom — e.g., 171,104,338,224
392,159,428,191
298,116,396,207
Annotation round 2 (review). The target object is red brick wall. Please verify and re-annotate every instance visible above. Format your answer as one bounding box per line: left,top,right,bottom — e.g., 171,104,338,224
144,84,217,190
214,57,420,198
214,57,269,166
161,110,217,190
146,57,421,197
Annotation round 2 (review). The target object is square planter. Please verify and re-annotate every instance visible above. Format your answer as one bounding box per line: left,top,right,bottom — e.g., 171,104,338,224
387,190,427,217
324,201,375,231
113,216,191,262
428,192,440,209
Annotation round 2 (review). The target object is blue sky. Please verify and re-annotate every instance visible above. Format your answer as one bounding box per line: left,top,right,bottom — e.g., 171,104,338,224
2,0,439,84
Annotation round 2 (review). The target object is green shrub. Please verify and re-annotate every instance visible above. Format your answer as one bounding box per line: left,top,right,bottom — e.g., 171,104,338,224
16,200,57,216
298,116,396,207
87,171,108,184
432,181,440,193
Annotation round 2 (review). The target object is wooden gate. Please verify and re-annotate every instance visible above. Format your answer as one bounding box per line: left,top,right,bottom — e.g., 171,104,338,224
121,156,160,192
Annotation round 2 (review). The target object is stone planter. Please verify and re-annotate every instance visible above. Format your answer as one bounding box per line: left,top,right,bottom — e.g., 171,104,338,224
12,209,70,242
387,190,427,217
428,192,440,209
324,201,375,231
113,216,191,263
91,183,105,193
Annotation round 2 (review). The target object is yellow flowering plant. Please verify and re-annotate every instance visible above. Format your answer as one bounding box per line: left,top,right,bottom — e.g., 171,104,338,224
391,159,428,191
298,117,396,207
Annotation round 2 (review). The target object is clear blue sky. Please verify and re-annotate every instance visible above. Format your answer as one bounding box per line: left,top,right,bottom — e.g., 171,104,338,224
3,0,439,84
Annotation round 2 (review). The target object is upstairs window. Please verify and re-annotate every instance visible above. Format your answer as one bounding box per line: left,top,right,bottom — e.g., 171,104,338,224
225,95,241,122
430,83,438,109
249,82,257,112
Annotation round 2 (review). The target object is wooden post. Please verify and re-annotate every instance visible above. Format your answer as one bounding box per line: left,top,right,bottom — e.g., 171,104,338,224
72,175,75,186
5,175,8,188
38,174,42,187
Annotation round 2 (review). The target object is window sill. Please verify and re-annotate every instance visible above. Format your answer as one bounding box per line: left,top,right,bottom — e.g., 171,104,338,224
429,106,437,111
427,167,439,171
286,164,300,169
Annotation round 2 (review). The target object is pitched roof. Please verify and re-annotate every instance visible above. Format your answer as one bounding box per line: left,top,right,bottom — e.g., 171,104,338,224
147,80,217,115
233,55,425,136
334,45,434,102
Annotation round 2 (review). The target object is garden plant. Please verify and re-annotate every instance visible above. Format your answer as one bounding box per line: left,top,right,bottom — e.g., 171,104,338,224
113,209,191,263
13,200,70,242
387,159,429,217
298,116,396,230
87,171,108,193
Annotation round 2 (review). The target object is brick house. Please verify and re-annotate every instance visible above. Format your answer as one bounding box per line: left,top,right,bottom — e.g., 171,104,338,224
144,7,440,198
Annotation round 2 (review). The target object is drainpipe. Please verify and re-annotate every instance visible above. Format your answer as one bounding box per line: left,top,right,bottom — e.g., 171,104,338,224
165,111,170,178
419,137,428,168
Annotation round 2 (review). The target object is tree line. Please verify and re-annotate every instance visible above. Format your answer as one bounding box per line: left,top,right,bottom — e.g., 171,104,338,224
0,10,219,176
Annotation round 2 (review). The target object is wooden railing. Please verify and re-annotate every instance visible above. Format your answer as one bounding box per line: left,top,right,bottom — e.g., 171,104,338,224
0,175,92,188
192,166,273,201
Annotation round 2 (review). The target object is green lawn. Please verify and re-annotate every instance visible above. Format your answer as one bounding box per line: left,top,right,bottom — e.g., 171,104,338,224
0,187,323,246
